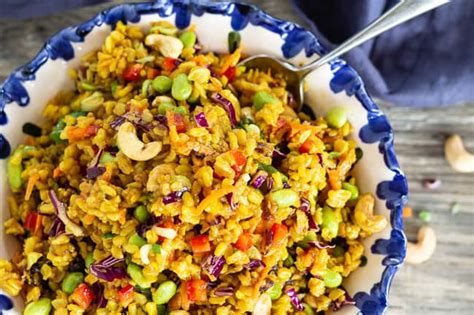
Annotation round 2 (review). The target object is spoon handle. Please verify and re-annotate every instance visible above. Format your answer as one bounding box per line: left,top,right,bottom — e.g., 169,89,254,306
300,0,450,74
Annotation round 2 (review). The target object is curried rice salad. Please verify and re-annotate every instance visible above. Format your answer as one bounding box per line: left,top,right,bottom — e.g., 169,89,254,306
0,21,387,315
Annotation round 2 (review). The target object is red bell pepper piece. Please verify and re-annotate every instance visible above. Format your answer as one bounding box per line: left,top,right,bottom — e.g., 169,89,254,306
299,139,316,154
123,64,143,82
71,283,95,309
185,279,207,302
222,66,236,81
234,232,252,252
146,67,160,79
270,223,288,247
118,284,135,306
24,212,42,235
162,57,179,72
190,235,210,254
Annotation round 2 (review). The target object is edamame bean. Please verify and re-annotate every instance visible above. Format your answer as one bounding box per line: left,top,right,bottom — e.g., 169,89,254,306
129,233,147,247
283,255,294,268
153,280,177,304
80,82,96,91
152,76,173,94
157,304,167,315
296,231,317,249
303,303,315,315
266,282,282,300
171,74,192,101
323,269,342,288
158,102,177,115
151,244,161,254
62,272,84,294
333,245,345,257
100,152,116,164
133,205,149,223
252,91,278,111
325,107,347,129
179,31,197,49
228,31,241,53
322,206,339,238
24,298,52,315
7,156,23,190
141,79,152,96
85,253,94,269
269,189,299,208
127,263,151,288
342,182,359,200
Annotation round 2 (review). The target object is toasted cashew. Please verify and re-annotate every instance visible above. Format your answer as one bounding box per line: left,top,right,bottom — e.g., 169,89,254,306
253,293,272,315
406,226,436,264
353,194,388,234
147,163,177,191
117,122,162,161
145,34,183,59
445,134,474,173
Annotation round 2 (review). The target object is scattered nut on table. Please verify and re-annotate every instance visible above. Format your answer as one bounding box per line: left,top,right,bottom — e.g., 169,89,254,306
406,226,437,264
444,134,474,173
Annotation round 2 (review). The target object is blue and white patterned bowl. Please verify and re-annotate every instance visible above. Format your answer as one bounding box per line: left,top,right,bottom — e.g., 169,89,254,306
0,1,408,314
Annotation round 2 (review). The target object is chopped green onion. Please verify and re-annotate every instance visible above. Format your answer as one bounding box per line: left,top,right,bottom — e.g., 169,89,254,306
102,232,115,239
228,31,241,53
418,210,432,222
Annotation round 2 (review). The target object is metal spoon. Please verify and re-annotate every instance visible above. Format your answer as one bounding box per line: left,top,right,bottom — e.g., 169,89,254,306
238,0,450,110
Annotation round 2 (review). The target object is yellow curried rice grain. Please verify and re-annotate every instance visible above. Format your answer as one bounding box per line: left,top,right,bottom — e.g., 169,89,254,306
0,20,387,314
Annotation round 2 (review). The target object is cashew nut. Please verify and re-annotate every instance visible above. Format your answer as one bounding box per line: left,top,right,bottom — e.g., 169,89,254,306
405,225,436,264
147,163,177,191
145,34,183,59
353,194,388,234
444,134,474,173
253,293,272,315
117,122,162,161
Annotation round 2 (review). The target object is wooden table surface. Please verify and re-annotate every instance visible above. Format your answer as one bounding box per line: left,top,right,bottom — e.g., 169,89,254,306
0,1,473,314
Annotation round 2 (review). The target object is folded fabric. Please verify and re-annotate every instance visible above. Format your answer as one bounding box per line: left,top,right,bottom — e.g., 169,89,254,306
292,0,474,107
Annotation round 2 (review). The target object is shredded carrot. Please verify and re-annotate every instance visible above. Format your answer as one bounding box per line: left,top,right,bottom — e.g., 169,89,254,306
403,206,413,218
53,167,62,178
220,47,241,75
24,136,35,146
25,174,40,201
197,186,234,213
67,125,99,142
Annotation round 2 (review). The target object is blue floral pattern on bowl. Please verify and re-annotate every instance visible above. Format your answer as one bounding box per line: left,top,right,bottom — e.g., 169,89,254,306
0,1,407,314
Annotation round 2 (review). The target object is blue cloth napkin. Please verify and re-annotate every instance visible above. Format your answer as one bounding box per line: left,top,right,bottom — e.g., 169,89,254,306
292,0,474,107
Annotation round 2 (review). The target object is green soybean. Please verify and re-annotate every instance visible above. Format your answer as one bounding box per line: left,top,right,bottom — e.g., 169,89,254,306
61,272,84,294
141,79,152,96
323,269,342,288
152,244,161,254
50,120,66,144
100,152,116,164
325,107,347,129
7,155,23,190
228,31,241,53
152,76,173,94
129,233,147,248
266,282,282,300
24,298,52,315
303,303,315,315
322,206,339,238
342,182,359,200
333,245,345,257
296,231,317,249
270,189,299,208
85,253,94,269
172,74,193,101
283,255,295,268
80,82,96,91
158,102,177,115
102,232,115,239
153,280,177,304
133,205,149,223
252,91,278,111
127,263,151,288
179,31,197,49
157,304,168,315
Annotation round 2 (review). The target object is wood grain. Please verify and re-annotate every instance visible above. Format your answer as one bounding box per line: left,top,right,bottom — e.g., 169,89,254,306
0,1,473,314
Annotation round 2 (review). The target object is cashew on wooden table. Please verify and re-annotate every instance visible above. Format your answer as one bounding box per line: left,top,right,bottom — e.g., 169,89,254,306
405,226,437,264
445,134,474,173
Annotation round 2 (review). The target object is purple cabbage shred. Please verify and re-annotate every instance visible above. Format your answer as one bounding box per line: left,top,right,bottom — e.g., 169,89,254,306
91,282,107,308
89,256,127,282
202,255,226,279
110,116,126,129
163,188,189,205
86,166,106,180
225,193,238,211
272,149,287,164
194,112,209,128
211,93,238,127
48,217,65,237
299,197,318,230
136,214,163,237
251,172,267,189
244,259,266,271
285,287,304,311
308,241,335,249
259,279,274,292
214,286,235,297
331,294,356,311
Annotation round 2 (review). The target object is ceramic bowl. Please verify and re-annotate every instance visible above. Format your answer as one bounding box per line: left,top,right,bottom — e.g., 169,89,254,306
0,1,408,314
